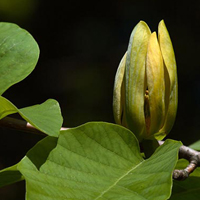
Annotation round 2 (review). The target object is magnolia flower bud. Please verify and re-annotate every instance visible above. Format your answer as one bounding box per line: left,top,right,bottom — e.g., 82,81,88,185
113,20,178,141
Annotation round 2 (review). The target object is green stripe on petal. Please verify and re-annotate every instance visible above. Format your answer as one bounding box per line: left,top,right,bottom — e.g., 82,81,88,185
125,21,151,141
146,32,165,138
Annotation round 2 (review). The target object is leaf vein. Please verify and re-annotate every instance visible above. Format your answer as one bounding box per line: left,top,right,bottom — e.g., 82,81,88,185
93,161,144,200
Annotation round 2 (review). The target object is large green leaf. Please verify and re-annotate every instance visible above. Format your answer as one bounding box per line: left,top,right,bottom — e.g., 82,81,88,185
18,122,181,200
170,159,200,200
0,96,63,136
0,22,39,95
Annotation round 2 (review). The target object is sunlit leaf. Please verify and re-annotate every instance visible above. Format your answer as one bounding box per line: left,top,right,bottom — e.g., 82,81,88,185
18,122,181,200
0,96,17,119
0,22,39,95
19,99,63,136
0,96,63,136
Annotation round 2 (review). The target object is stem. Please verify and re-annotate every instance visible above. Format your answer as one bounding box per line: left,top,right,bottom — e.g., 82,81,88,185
159,140,200,180
0,117,199,181
141,139,159,158
0,116,68,135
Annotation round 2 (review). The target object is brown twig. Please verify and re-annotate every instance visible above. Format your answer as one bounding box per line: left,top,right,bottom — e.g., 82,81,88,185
0,117,44,135
158,140,200,180
0,117,199,181
0,116,68,135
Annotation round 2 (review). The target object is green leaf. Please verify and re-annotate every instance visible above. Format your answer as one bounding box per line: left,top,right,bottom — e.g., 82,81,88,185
169,159,200,200
189,140,200,151
22,136,58,170
0,96,63,136
19,99,63,136
18,122,181,200
0,96,17,119
0,22,39,95
0,164,24,188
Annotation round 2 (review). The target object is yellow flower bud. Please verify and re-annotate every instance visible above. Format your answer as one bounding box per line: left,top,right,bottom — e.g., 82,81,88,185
113,20,178,141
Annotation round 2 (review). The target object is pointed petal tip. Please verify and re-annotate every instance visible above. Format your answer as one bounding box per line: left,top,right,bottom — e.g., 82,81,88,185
160,19,164,23
138,20,148,27
158,19,166,28
139,20,146,24
151,31,157,36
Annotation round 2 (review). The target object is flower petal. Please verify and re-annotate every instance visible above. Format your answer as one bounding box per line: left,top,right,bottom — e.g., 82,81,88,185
113,52,127,125
125,21,151,141
146,32,165,138
157,20,178,140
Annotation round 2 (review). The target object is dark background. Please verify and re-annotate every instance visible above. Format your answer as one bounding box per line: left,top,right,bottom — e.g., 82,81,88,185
1,0,200,199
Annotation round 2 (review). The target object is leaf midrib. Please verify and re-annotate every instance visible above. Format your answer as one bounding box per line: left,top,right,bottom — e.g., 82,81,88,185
94,161,144,200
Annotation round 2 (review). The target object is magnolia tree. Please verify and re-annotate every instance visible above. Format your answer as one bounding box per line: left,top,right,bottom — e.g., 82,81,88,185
0,20,199,200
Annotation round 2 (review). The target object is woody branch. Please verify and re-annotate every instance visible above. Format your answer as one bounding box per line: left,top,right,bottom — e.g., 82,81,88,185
0,116,199,181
